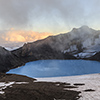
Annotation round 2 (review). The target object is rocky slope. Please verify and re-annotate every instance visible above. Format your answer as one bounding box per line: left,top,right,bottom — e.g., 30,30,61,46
0,47,24,73
12,41,76,63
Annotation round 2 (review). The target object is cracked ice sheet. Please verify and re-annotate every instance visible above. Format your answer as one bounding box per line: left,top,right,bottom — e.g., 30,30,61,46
37,74,100,100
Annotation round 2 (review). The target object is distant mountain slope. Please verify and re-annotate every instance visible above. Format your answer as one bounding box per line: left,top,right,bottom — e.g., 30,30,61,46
12,41,76,63
12,26,100,63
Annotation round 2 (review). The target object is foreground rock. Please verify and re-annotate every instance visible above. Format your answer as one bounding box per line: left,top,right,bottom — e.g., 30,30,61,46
0,74,80,100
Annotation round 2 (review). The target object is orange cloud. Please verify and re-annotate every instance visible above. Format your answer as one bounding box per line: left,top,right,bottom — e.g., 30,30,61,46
2,30,53,43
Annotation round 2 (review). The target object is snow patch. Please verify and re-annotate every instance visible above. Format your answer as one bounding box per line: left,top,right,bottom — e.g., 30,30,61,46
15,82,29,84
37,74,100,100
74,52,96,58
5,47,21,51
0,82,15,94
0,81,29,94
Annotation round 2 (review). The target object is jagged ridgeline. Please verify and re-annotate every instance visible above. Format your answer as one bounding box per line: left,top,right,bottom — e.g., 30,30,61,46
1,26,100,73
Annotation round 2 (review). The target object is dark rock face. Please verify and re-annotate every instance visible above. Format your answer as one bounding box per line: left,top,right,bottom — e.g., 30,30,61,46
0,47,24,73
87,52,100,61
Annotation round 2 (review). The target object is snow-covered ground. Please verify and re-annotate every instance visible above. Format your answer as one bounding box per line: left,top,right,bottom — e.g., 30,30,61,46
37,74,100,100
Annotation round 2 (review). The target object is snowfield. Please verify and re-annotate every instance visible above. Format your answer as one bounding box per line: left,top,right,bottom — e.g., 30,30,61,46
37,74,100,100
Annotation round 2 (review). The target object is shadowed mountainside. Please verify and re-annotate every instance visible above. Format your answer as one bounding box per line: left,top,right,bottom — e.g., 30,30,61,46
12,40,76,63
0,47,24,73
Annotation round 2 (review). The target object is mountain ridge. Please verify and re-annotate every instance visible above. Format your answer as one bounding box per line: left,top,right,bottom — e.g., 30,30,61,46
12,26,100,58
0,26,100,73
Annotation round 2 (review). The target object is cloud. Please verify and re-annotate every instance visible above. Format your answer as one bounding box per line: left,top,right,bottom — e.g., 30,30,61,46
0,0,33,29
1,29,53,44
0,0,100,33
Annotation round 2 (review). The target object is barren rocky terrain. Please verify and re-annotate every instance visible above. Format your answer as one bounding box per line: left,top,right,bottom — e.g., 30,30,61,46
0,73,80,100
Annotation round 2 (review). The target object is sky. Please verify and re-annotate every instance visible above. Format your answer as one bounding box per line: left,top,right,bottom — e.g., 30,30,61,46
0,0,100,45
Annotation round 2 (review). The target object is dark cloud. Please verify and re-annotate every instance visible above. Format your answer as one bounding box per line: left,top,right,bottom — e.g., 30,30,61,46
0,0,99,33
